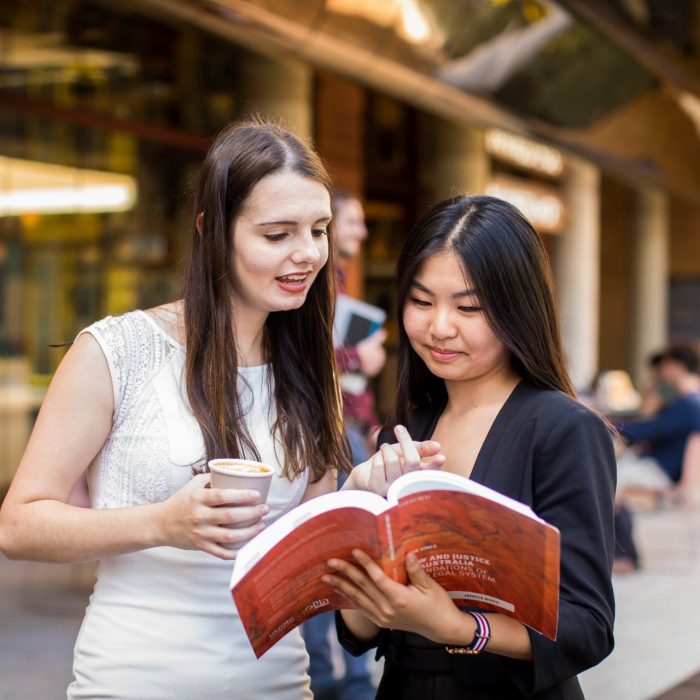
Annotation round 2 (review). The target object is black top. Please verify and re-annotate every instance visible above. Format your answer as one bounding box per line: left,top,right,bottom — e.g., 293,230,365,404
337,381,616,699
617,392,700,482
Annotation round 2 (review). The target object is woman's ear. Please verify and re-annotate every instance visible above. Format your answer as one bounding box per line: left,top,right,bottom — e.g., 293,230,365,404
195,211,204,234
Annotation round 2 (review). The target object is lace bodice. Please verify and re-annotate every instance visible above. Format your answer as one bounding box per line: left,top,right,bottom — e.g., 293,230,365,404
80,310,308,515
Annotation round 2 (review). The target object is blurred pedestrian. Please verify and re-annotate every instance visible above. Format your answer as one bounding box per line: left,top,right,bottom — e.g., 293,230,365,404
333,190,387,464
303,190,381,700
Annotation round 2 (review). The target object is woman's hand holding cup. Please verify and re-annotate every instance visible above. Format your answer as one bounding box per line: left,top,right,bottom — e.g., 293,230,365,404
208,459,274,551
159,459,273,560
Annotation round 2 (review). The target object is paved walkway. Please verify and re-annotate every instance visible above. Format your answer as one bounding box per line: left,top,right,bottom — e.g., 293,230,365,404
1,503,699,699
0,556,96,700
580,503,700,700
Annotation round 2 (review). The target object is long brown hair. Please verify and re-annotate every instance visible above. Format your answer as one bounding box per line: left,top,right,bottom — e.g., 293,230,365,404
395,195,575,426
183,121,350,481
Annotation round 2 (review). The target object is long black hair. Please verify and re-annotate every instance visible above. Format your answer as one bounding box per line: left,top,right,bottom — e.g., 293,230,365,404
395,195,575,426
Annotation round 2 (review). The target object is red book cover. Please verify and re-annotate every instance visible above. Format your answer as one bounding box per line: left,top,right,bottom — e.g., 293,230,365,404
231,470,560,658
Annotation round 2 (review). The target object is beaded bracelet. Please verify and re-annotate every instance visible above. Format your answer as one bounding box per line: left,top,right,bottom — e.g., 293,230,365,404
445,611,491,655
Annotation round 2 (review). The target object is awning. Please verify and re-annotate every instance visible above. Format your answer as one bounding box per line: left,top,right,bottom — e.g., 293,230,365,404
117,0,700,203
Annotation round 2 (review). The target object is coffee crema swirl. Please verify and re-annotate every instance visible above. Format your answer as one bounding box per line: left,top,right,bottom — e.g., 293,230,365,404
213,462,272,474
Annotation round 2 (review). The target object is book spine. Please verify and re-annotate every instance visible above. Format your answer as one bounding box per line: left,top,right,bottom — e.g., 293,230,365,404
541,525,561,640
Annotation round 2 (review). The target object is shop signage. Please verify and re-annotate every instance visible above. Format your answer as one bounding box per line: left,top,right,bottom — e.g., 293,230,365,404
485,128,564,177
485,174,566,234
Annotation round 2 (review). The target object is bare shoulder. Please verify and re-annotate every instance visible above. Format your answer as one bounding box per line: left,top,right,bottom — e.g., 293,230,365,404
301,469,336,502
144,300,185,345
45,331,113,411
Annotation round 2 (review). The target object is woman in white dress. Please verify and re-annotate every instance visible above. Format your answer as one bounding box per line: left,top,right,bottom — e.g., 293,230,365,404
0,121,361,699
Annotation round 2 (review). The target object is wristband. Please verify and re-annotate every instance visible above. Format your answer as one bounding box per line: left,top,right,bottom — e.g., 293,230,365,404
445,611,491,655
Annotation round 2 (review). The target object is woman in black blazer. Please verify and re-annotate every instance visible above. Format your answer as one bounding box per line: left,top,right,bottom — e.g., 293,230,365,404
330,195,616,699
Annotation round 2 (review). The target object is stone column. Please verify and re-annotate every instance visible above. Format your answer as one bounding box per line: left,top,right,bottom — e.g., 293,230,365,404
630,188,669,386
553,156,601,393
239,52,312,139
418,115,488,209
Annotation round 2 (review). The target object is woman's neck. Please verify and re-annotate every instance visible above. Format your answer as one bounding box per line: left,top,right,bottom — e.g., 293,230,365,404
443,367,521,416
161,299,267,365
232,304,268,367
147,300,186,345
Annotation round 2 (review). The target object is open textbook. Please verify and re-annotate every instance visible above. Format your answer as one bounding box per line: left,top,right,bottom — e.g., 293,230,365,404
231,469,560,658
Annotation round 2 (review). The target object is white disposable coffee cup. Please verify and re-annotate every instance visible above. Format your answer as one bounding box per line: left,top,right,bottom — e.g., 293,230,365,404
208,458,274,504
208,458,274,550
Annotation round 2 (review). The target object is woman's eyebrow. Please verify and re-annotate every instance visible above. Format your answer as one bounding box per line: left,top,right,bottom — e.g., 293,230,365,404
411,280,477,297
255,215,332,227
411,280,433,295
255,220,296,227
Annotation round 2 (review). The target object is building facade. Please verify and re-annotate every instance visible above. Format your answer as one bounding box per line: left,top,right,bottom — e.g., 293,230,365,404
1,0,700,485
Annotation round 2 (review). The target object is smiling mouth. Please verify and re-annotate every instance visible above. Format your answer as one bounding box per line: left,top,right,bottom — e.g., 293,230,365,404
276,273,310,284
428,346,460,360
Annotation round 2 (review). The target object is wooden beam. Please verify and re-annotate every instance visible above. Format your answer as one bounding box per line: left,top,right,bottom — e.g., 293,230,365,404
0,89,211,152
75,0,700,204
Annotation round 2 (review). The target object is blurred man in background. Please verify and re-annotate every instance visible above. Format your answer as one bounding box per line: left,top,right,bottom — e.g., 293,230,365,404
302,190,383,700
332,190,386,466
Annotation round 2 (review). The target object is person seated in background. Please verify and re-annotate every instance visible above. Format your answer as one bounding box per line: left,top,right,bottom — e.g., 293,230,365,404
578,373,642,571
637,350,679,418
616,344,700,499
592,369,642,417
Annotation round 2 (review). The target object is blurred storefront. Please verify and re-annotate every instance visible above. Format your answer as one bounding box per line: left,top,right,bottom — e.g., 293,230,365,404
1,0,700,486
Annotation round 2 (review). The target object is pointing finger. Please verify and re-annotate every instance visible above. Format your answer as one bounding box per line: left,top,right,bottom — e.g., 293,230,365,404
381,442,403,486
394,425,421,471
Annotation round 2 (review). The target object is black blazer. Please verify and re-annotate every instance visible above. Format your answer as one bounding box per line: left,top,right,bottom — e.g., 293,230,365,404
337,381,616,699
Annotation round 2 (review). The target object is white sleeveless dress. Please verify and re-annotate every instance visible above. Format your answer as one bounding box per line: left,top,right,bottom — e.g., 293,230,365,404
67,310,312,700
